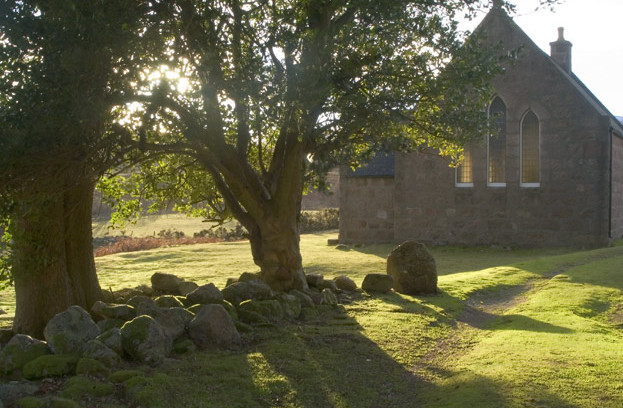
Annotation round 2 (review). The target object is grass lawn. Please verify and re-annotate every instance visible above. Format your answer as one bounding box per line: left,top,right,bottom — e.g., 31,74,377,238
1,231,623,407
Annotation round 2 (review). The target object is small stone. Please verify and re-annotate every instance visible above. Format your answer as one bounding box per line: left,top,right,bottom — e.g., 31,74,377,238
43,305,100,355
178,281,199,296
305,274,324,288
97,318,124,333
101,304,136,321
319,279,338,292
187,283,224,305
277,294,302,320
221,282,250,306
362,274,394,293
127,295,155,309
246,279,274,301
335,244,349,251
320,288,338,305
0,381,39,406
151,272,184,295
0,308,7,315
83,339,121,367
154,295,185,309
289,290,315,308
0,329,14,345
238,272,261,282
0,334,50,374
96,328,123,356
334,275,358,291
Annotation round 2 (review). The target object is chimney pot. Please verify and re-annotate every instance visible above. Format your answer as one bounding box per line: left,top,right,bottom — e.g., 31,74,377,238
550,27,572,73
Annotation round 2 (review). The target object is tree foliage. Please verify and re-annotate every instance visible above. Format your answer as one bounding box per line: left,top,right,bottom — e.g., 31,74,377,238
97,0,520,291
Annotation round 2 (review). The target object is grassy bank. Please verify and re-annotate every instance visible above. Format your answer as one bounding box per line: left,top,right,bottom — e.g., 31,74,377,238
1,233,622,407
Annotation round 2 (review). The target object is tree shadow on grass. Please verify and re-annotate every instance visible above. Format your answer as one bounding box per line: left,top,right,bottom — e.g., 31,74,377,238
127,298,579,408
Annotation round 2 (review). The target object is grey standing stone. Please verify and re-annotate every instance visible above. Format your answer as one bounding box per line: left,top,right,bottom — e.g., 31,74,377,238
386,241,437,294
43,305,100,355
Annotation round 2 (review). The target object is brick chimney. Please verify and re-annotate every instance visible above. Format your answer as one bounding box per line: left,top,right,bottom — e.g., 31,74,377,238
550,27,572,73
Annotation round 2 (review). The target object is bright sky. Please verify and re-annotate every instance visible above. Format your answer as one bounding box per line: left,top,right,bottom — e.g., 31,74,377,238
463,0,623,116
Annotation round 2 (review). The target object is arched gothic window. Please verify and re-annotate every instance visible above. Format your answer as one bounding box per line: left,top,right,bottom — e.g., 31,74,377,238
488,97,506,186
521,111,540,186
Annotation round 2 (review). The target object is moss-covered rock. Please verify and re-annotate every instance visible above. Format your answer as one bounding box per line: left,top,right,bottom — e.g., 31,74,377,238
0,334,50,374
82,340,121,367
95,329,123,356
187,304,240,348
320,288,338,305
15,396,83,408
120,315,171,366
75,357,110,377
43,306,100,355
277,294,302,320
238,299,284,323
171,338,196,354
96,319,124,333
21,355,79,379
60,375,114,399
108,369,144,383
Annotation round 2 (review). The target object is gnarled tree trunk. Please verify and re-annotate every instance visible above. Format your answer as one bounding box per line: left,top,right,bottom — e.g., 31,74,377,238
12,178,101,338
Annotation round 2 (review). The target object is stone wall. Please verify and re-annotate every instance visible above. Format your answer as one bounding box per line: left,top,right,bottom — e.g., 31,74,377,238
338,168,394,243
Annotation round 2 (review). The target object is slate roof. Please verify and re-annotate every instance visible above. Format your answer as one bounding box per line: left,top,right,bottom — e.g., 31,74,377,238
346,151,395,177
616,116,623,126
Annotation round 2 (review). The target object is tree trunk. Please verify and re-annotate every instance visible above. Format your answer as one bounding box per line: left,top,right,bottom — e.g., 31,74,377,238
12,178,101,338
250,215,308,292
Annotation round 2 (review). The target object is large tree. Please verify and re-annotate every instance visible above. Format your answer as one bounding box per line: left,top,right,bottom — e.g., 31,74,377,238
0,1,151,336
115,0,509,292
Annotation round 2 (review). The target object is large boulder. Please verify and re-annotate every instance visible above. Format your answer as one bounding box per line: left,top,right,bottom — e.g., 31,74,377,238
386,241,437,294
0,334,50,374
187,283,223,305
43,305,100,355
187,305,240,349
362,274,394,293
120,315,171,366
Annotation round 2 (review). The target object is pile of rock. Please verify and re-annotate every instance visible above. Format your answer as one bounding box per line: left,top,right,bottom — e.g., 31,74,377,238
0,271,365,382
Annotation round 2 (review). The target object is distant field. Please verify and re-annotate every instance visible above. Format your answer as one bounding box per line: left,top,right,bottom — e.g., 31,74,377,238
92,213,231,238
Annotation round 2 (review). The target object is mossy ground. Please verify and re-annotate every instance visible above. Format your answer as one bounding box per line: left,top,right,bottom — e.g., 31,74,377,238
1,229,623,407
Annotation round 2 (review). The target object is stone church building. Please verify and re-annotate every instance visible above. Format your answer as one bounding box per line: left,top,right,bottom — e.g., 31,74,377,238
338,6,623,248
